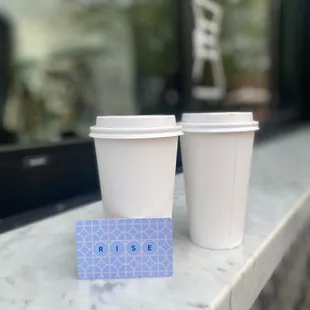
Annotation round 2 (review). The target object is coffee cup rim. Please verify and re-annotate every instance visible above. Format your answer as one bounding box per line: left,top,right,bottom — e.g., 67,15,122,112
181,112,259,133
89,125,183,139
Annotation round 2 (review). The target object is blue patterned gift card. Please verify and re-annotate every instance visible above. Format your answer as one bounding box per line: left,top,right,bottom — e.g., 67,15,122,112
76,218,173,280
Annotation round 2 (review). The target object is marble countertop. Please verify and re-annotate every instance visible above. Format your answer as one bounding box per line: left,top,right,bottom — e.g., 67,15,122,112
1,127,310,310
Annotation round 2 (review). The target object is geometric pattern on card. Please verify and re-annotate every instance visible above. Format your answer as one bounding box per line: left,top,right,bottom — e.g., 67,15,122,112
76,218,173,280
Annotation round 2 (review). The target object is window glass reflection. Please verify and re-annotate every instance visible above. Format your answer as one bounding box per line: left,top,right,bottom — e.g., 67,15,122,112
0,0,180,145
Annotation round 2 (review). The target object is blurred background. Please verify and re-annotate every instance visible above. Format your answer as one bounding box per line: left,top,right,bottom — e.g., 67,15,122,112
0,0,309,220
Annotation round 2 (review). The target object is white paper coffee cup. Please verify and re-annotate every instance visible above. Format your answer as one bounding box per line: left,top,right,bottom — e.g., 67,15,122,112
90,115,182,219
181,112,259,249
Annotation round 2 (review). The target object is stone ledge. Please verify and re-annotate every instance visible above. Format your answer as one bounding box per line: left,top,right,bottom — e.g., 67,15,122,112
1,126,310,310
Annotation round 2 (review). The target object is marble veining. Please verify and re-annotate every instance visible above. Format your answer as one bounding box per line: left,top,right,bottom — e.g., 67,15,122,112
1,126,310,310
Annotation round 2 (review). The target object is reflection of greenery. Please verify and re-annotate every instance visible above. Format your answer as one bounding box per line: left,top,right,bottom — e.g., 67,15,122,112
65,2,124,37
66,0,177,77
218,0,269,87
4,61,45,140
130,0,178,76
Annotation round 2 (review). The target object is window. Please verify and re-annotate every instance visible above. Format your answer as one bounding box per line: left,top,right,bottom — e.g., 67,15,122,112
190,0,271,123
189,0,304,126
0,0,181,146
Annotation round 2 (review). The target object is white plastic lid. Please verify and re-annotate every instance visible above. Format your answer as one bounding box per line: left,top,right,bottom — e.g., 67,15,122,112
181,112,259,133
90,115,183,139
